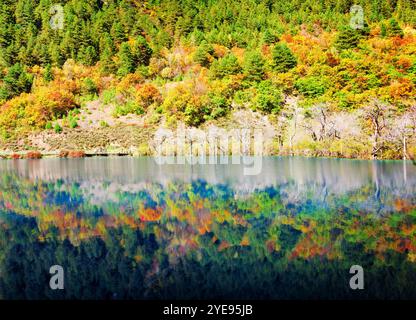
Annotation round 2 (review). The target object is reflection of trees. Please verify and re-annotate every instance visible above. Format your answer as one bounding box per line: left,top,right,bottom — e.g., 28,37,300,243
0,174,416,299
0,157,415,200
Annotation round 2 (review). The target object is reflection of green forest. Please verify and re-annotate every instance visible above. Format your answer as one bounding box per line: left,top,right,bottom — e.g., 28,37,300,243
0,173,416,299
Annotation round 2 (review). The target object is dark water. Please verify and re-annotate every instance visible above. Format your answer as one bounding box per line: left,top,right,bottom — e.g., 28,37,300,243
0,157,415,300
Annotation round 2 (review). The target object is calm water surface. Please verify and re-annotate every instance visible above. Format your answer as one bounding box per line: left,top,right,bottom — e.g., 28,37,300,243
0,157,415,299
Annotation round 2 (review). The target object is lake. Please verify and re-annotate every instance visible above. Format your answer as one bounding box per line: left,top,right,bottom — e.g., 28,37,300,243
0,157,415,299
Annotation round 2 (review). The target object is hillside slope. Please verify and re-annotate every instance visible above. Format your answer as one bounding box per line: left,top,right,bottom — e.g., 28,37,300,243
0,0,415,159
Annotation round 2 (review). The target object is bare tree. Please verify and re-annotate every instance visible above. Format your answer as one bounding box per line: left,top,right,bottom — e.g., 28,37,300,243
363,99,393,159
386,107,416,160
279,96,301,155
301,103,339,142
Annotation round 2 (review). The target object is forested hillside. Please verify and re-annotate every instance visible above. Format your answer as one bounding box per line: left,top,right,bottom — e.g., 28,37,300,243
0,0,415,159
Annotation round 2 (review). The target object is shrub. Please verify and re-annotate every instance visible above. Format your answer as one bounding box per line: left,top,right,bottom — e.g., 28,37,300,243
184,103,205,126
263,29,279,44
67,150,86,158
82,78,98,95
135,84,162,110
54,123,63,133
0,63,34,101
45,122,53,130
132,36,153,66
10,153,21,159
102,88,117,105
25,151,42,159
253,80,282,114
44,64,54,82
205,94,229,120
388,18,404,38
99,120,109,127
295,76,328,98
69,118,78,128
117,42,135,77
58,150,69,158
113,101,144,117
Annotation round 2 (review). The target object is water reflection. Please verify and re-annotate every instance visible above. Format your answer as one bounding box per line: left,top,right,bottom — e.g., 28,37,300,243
0,157,415,299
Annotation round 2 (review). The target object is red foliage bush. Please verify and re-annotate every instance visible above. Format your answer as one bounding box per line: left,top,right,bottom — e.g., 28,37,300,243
67,150,86,158
25,151,42,159
58,150,69,158
10,153,21,159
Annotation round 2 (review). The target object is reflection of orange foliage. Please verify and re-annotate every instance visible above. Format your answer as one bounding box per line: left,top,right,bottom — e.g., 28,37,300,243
402,224,416,236
234,215,248,227
218,241,231,252
394,239,416,253
197,220,211,235
394,199,414,213
139,207,162,222
240,235,250,246
266,239,276,253
121,215,139,228
291,234,333,259
193,200,204,210
5,202,13,210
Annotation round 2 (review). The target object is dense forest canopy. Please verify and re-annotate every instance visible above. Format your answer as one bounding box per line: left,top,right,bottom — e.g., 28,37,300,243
0,0,415,68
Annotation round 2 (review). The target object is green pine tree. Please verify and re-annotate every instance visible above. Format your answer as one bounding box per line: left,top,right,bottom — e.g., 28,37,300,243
77,45,97,66
0,63,33,100
243,51,265,82
263,29,278,44
117,42,135,77
194,40,214,67
100,47,116,74
271,43,297,73
210,53,242,78
335,26,362,50
44,63,54,82
388,18,404,37
132,36,153,66
111,22,126,45
380,22,387,38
